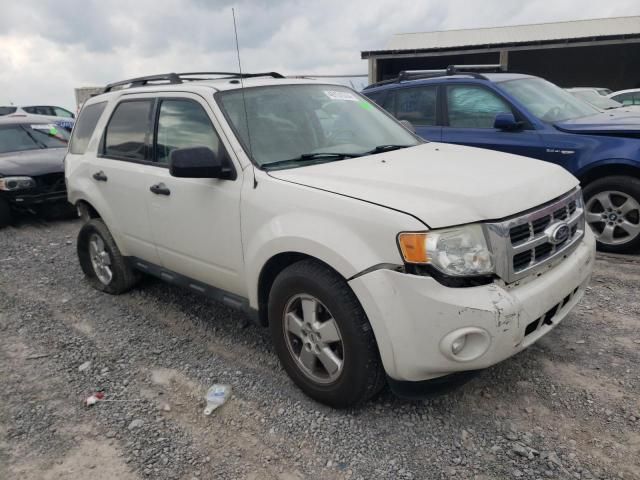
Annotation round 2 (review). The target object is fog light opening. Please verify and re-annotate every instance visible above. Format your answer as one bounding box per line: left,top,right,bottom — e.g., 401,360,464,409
451,335,467,355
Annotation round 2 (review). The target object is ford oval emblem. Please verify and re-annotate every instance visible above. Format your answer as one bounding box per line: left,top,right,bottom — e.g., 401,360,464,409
547,222,570,245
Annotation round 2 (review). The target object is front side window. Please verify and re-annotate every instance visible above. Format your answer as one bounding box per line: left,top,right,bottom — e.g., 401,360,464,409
395,86,437,126
156,100,222,165
0,107,17,116
611,93,639,106
217,84,419,168
446,85,512,128
53,107,74,118
499,78,599,122
103,100,154,161
0,124,69,154
69,101,107,154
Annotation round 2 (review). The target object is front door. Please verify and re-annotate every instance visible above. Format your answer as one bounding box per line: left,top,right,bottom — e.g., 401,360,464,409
144,94,245,296
441,84,546,160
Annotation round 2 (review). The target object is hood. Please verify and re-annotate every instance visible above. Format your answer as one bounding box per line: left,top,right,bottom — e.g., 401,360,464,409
554,110,640,135
0,148,66,176
268,143,578,228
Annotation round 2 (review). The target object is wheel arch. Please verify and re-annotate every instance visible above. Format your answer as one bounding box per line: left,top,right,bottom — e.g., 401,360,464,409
577,161,640,186
75,199,102,221
256,251,345,327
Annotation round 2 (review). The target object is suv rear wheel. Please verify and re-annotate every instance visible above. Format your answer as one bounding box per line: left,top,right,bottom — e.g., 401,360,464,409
268,259,385,408
583,176,640,253
77,219,140,294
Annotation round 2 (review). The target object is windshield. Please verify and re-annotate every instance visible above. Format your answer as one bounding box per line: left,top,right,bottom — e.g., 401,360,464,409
216,84,420,167
500,78,600,122
570,90,622,110
0,124,69,154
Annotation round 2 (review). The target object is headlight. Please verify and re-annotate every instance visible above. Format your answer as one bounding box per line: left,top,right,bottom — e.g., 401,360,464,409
398,224,494,276
0,176,36,191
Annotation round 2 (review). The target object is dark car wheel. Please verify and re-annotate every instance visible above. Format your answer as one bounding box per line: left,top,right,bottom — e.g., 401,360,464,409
0,199,11,228
268,259,386,408
583,176,640,254
77,219,140,294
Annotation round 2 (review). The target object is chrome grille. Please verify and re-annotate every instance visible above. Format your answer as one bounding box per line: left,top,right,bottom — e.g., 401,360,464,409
485,188,585,283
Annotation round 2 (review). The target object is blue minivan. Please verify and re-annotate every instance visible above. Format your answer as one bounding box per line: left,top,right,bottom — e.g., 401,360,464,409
363,68,640,253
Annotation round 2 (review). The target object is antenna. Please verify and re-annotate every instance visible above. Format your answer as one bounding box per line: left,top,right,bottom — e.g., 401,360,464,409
232,8,254,164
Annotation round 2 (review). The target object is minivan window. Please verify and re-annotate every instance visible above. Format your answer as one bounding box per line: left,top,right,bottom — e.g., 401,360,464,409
103,100,154,161
217,84,419,167
69,101,107,155
156,100,223,165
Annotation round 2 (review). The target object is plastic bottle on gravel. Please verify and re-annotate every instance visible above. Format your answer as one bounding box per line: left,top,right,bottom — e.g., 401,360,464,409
204,385,231,415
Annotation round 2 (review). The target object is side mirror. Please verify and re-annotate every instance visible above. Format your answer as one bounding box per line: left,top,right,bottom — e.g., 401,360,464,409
169,146,224,178
399,119,416,133
493,112,522,131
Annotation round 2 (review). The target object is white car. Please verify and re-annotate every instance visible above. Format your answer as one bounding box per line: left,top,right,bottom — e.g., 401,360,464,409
608,89,640,106
566,87,612,96
0,104,75,130
65,72,595,407
566,88,624,110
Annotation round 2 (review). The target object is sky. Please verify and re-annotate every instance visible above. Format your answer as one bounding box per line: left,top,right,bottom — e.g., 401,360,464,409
1,0,639,109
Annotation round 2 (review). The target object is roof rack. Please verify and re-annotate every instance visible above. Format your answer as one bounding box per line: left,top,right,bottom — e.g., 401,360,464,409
103,71,285,93
363,64,505,90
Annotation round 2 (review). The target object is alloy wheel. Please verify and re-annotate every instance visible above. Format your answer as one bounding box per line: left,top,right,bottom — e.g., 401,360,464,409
585,190,640,245
88,233,113,285
282,294,344,384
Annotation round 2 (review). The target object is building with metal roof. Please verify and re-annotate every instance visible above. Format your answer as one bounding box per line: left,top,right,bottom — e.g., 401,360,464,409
361,16,640,90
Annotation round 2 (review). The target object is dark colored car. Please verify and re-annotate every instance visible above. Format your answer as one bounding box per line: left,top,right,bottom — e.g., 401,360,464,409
0,117,74,227
363,69,640,253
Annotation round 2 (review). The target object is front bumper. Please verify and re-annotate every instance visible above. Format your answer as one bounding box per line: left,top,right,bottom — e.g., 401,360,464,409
4,190,68,208
349,228,596,382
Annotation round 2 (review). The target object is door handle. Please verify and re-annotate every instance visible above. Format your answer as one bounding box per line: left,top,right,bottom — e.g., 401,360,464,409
92,171,108,182
149,183,171,196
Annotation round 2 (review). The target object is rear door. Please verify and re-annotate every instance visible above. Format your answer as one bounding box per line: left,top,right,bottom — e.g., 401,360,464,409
441,83,546,159
89,95,162,264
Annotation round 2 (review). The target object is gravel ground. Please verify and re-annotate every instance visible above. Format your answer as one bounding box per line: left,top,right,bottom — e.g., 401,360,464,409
1,216,639,480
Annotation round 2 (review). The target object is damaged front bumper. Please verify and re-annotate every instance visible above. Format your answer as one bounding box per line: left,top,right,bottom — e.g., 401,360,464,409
349,228,596,383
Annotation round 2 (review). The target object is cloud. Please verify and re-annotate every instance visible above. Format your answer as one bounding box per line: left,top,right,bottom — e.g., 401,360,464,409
1,0,639,107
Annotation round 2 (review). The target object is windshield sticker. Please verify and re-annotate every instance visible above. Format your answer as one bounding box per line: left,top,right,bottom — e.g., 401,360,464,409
358,101,373,110
324,90,359,102
31,124,57,131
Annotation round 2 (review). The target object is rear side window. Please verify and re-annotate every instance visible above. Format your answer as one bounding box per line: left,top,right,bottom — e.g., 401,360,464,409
103,100,154,161
156,99,223,165
396,86,437,126
612,92,640,106
446,85,512,128
69,101,107,154
0,107,17,116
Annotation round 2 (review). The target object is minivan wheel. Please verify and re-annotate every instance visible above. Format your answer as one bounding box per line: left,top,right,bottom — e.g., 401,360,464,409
77,219,140,294
0,199,11,228
268,259,385,408
583,176,640,254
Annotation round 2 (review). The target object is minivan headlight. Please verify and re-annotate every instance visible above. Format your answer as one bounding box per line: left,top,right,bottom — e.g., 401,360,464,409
398,225,494,276
0,176,36,191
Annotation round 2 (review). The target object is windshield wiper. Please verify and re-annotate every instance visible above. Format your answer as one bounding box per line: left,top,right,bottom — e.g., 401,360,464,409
263,152,362,169
364,144,412,154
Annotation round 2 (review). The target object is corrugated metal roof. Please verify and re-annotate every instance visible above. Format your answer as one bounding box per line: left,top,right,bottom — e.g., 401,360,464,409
370,16,640,54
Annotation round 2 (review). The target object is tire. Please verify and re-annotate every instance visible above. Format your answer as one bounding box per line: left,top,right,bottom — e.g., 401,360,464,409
0,199,11,228
583,176,640,254
77,219,140,294
268,259,385,408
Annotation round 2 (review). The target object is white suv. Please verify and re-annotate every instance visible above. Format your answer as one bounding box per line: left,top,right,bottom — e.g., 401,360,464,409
65,72,595,407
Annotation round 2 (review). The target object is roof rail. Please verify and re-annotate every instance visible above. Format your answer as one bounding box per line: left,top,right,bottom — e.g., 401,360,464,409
363,64,505,90
103,71,285,93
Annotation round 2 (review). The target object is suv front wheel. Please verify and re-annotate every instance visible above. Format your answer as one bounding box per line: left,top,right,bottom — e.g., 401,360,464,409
583,176,640,254
77,219,140,294
268,259,385,408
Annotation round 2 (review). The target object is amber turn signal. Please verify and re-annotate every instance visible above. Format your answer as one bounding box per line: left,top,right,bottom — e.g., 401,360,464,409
398,232,429,264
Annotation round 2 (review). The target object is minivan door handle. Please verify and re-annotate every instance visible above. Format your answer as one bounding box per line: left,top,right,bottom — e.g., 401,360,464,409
92,171,108,182
149,183,171,196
